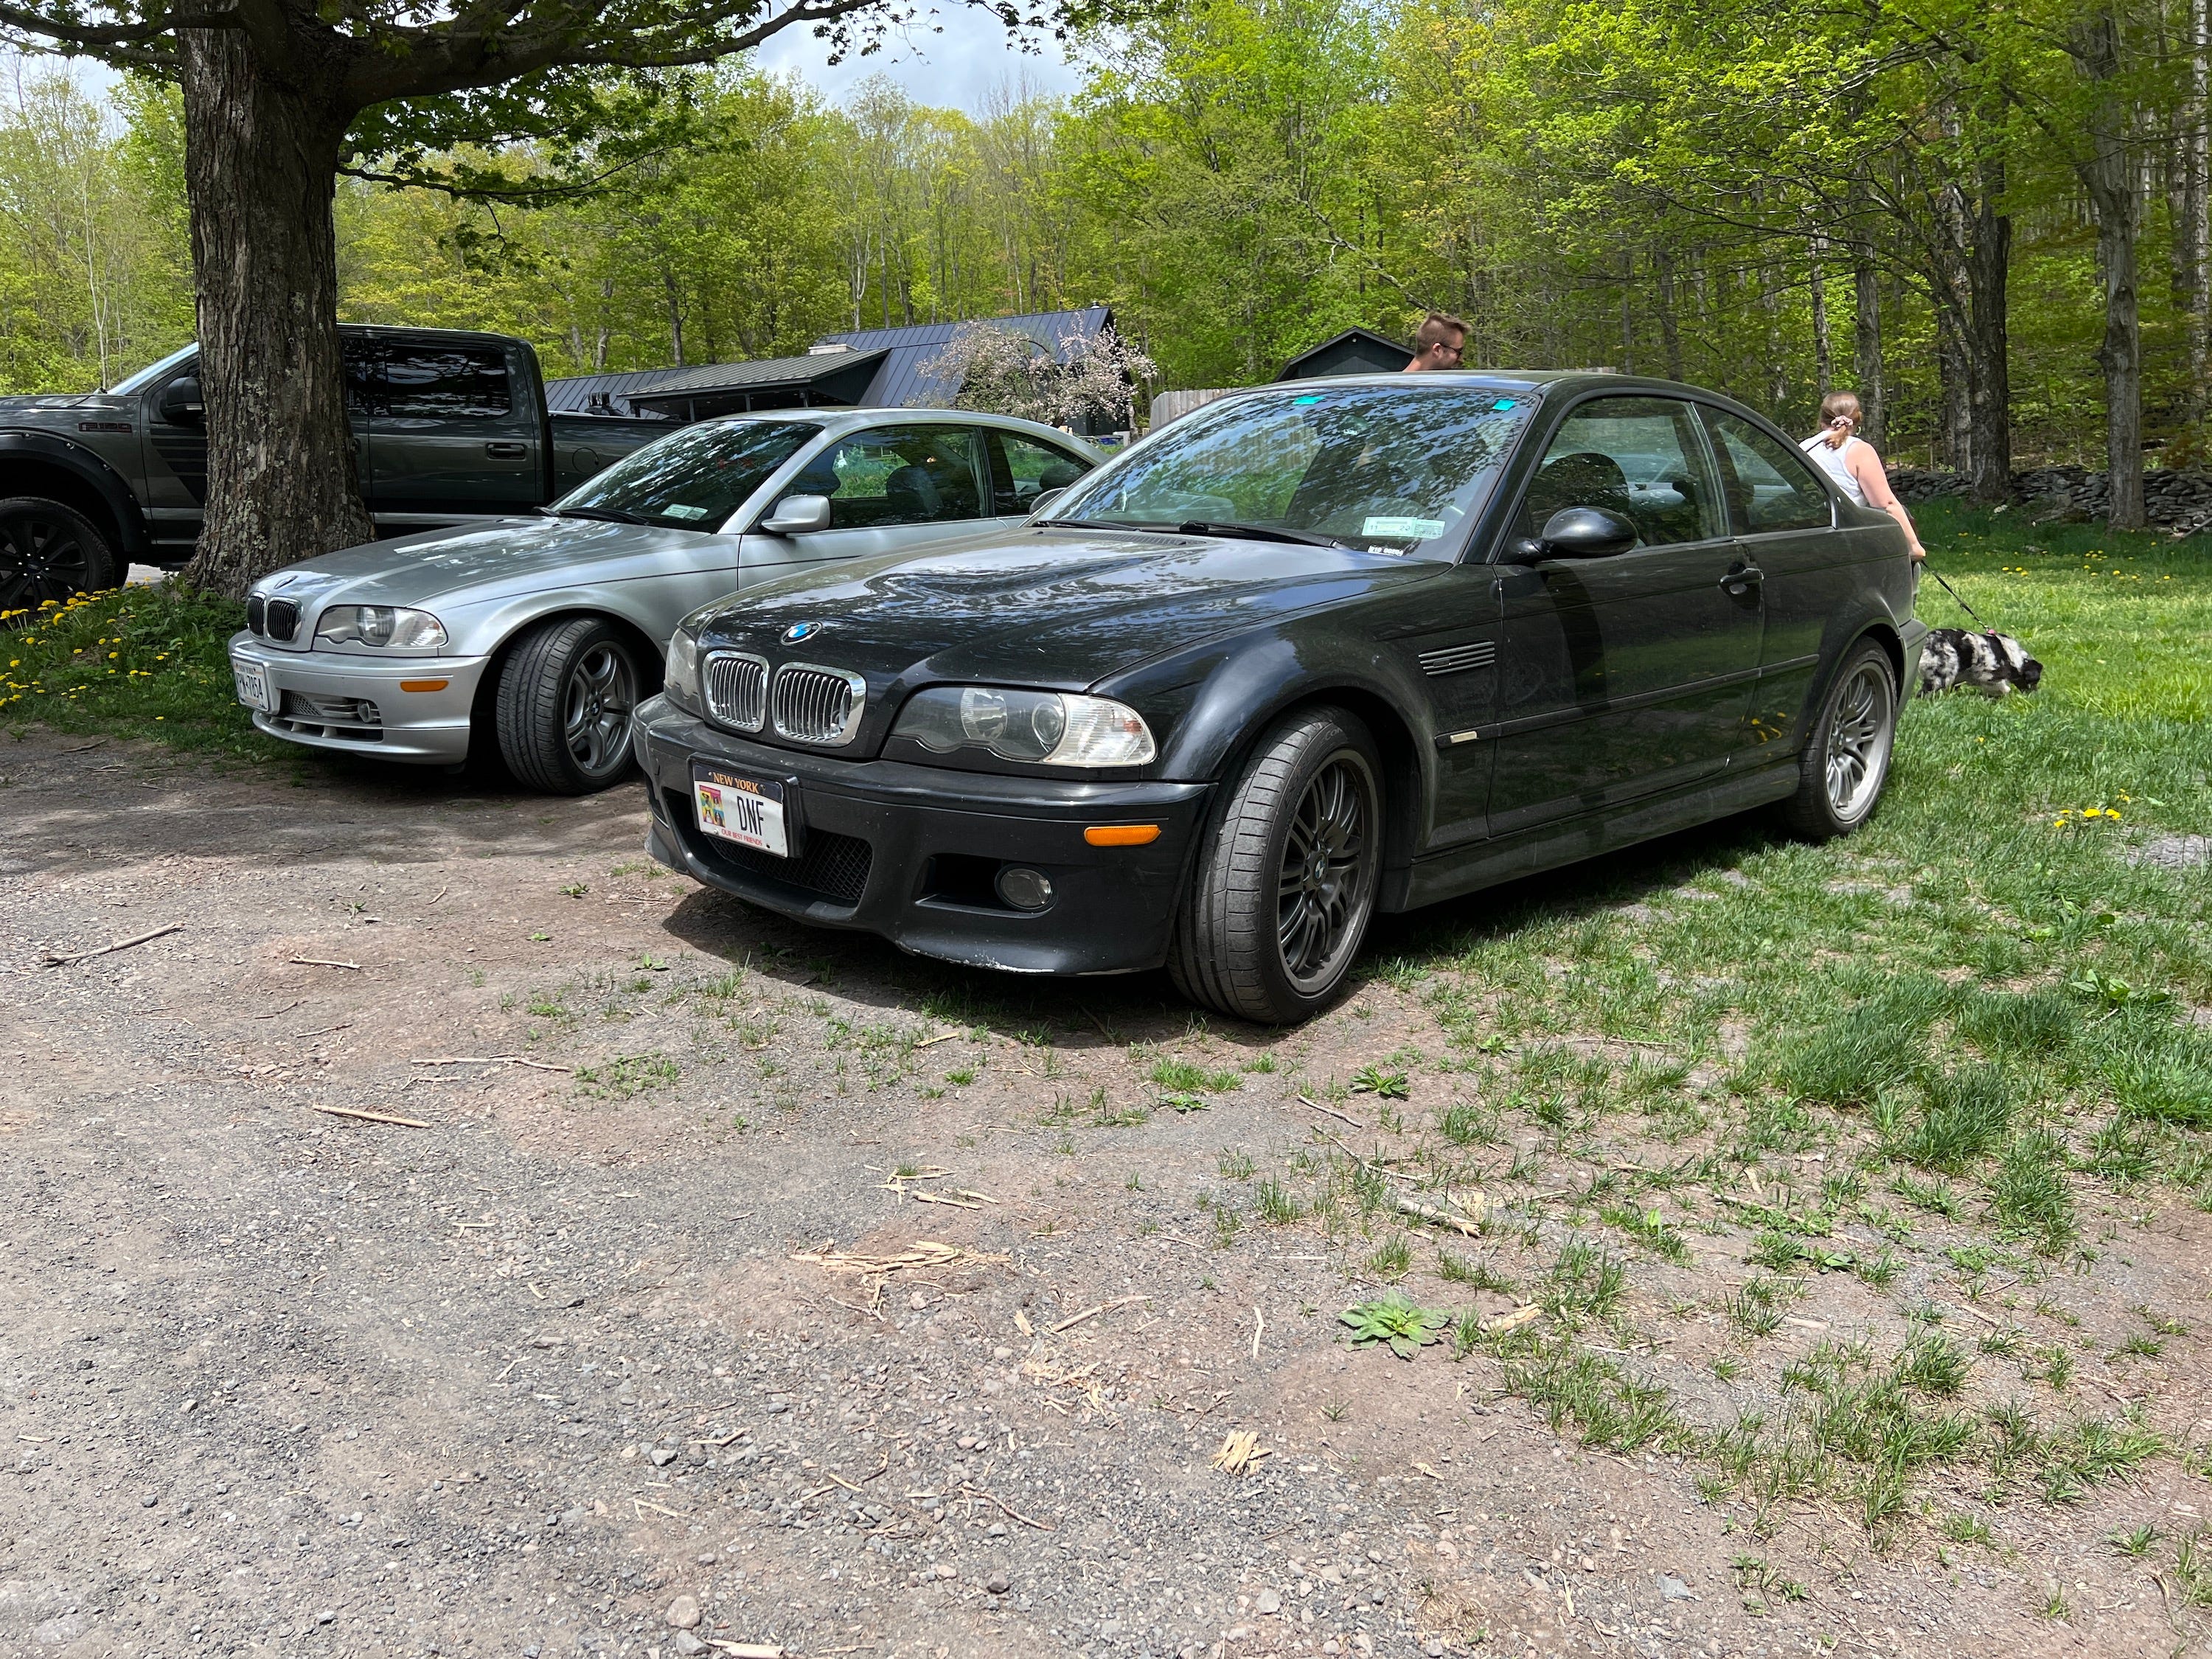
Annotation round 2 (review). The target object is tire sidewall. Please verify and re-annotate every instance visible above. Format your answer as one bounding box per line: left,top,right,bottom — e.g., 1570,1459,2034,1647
496,616,641,794
1186,706,1385,1023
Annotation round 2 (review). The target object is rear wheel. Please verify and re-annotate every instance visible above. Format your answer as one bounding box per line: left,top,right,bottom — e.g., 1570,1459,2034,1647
495,616,642,795
1781,639,1899,840
1169,706,1382,1023
0,497,119,611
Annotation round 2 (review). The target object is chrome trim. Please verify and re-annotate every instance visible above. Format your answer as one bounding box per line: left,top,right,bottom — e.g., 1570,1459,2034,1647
703,650,769,733
771,661,867,746
1419,639,1496,677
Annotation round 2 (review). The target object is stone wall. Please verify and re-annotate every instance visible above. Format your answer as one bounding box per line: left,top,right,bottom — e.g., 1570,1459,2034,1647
1885,465,2212,535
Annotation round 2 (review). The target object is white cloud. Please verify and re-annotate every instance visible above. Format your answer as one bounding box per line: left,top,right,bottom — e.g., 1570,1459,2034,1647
752,5,1085,112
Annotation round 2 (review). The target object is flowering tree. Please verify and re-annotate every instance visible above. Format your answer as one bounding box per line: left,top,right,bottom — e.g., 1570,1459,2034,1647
929,321,1156,431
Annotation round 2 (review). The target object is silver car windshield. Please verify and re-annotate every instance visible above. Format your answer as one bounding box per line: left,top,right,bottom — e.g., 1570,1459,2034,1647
1049,384,1534,555
552,420,821,532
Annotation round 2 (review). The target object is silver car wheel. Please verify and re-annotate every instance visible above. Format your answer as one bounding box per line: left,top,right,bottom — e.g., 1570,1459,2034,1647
563,642,636,776
1823,658,1894,824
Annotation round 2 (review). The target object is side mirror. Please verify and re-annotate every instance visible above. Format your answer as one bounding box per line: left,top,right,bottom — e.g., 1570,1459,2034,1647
1031,488,1067,515
159,377,204,425
1537,506,1638,559
759,494,832,535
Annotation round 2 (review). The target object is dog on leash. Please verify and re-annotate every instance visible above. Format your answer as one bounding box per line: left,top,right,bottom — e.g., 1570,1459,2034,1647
1917,627,2043,697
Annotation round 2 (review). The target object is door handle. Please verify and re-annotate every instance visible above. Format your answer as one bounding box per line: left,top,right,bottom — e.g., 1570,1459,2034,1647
485,441,529,459
1722,564,1765,597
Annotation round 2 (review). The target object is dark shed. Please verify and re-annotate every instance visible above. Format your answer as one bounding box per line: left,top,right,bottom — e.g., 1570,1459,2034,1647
1276,327,1413,380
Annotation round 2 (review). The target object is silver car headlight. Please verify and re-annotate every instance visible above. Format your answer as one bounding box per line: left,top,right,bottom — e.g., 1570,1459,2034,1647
663,629,701,714
891,686,1156,767
313,605,447,654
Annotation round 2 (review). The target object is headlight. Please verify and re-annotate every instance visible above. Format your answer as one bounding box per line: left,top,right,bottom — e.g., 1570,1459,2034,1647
891,686,1156,767
313,605,446,654
663,630,701,713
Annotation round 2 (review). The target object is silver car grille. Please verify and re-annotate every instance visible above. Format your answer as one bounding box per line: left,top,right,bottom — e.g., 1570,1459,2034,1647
771,663,867,746
703,652,768,732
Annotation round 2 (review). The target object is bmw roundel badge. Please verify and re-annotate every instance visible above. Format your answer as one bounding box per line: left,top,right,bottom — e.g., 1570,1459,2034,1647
782,621,826,644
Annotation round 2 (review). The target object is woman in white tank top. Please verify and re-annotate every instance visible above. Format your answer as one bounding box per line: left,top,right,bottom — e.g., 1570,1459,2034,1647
1802,390,1925,560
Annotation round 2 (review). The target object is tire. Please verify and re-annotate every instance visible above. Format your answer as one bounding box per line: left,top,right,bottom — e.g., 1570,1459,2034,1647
1169,706,1384,1024
0,496,119,611
1780,639,1899,841
495,616,643,796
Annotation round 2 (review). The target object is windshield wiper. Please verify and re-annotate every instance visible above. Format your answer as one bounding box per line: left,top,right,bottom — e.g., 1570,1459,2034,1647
1176,519,1352,549
545,504,651,526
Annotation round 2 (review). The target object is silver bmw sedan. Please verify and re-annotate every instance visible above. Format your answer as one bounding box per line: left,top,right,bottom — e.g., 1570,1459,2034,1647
226,410,1100,793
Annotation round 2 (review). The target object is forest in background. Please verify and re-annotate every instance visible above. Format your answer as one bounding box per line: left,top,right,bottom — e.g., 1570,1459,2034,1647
0,0,2202,479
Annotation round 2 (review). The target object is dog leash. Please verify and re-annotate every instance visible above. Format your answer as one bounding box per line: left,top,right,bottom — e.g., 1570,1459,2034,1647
1927,567,1994,632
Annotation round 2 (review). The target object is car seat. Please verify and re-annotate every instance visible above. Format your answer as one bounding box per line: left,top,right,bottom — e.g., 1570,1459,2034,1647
886,464,945,521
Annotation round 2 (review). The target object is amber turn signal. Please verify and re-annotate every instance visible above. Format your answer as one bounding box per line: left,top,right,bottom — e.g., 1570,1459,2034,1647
1084,824,1161,847
398,679,450,692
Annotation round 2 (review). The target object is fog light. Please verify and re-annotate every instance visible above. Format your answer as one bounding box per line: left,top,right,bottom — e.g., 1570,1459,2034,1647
995,866,1054,911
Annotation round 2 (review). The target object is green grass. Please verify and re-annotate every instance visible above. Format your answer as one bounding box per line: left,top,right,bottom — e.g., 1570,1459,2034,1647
2,582,279,758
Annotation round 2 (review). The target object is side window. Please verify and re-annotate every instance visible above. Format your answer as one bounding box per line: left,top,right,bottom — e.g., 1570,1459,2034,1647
793,425,987,529
379,344,512,419
341,339,379,415
988,431,1093,515
1702,410,1834,533
1513,395,1724,548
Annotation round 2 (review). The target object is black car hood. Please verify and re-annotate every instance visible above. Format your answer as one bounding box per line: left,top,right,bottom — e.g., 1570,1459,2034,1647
696,525,1441,689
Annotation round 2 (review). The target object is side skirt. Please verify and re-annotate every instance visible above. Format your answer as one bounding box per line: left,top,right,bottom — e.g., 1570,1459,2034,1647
1385,760,1801,913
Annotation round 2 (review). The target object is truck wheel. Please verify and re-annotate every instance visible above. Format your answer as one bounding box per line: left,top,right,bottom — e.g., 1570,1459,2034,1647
495,616,641,795
0,497,119,610
1780,639,1899,841
1169,706,1382,1024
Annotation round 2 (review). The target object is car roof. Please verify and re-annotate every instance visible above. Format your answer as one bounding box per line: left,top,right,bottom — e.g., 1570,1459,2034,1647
687,406,1106,453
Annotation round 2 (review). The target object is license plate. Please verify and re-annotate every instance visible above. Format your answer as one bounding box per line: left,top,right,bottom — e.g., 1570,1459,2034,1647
233,662,274,712
693,766,789,857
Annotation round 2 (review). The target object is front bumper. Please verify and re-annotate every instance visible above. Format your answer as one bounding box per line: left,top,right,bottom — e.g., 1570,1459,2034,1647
634,697,1210,975
226,633,492,765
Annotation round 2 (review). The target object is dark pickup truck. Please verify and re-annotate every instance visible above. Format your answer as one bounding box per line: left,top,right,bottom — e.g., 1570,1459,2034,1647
0,324,667,605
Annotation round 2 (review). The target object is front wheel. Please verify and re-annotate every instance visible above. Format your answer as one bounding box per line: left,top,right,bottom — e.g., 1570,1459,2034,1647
0,497,119,611
1780,639,1899,840
495,616,643,795
1169,706,1383,1024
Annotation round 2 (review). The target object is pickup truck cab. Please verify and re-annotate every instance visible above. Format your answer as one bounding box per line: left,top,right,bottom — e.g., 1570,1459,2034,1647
0,325,665,606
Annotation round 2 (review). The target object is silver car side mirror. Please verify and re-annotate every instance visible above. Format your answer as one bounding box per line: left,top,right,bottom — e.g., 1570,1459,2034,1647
759,494,832,535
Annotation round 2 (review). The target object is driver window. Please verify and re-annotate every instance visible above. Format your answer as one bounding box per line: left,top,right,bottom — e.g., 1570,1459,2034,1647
796,425,987,529
1513,396,1723,548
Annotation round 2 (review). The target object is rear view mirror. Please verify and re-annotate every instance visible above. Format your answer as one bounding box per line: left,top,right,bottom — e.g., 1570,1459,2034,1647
159,377,204,426
759,494,832,535
1538,506,1638,559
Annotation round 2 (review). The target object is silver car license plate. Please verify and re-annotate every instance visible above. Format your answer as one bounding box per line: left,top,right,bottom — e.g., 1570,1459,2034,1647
693,765,788,858
233,662,274,713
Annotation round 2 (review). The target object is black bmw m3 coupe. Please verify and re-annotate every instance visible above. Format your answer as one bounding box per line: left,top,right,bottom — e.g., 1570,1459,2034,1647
634,373,1925,1023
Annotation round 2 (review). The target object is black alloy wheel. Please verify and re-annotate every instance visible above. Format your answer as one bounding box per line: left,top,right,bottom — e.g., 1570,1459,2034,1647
496,615,644,795
0,497,119,613
1170,706,1384,1023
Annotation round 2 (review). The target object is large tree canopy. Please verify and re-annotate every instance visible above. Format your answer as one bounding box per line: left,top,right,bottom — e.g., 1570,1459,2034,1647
0,0,1096,592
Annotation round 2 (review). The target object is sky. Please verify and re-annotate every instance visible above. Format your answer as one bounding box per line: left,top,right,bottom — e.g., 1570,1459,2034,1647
752,5,1088,111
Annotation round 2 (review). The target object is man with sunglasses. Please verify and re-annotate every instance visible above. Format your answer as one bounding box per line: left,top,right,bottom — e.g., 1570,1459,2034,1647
1402,311,1467,372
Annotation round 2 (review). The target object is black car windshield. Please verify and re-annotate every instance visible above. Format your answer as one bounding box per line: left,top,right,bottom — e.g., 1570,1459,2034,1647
1048,384,1535,554
553,419,821,532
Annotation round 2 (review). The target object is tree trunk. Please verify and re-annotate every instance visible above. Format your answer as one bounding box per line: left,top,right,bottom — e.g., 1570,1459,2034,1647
2080,7,2145,527
1851,229,1885,450
176,29,369,599
1618,248,1635,374
1809,237,1832,391
1964,159,2013,505
2174,0,2210,425
1933,297,1971,476
1653,245,1685,380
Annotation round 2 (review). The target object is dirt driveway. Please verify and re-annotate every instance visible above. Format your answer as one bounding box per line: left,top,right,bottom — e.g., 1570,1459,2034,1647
0,731,2194,1659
